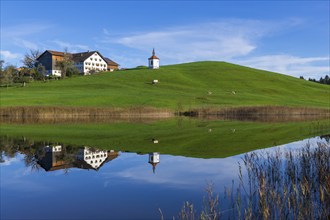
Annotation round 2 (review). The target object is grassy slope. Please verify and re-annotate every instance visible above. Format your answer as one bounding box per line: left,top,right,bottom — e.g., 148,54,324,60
1,119,329,158
1,62,329,109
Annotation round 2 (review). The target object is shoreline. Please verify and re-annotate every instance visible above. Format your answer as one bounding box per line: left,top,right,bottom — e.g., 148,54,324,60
0,106,329,123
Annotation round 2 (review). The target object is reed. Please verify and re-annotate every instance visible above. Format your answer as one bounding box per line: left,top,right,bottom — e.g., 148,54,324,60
173,141,330,219
1,106,329,124
0,106,173,120
182,106,330,117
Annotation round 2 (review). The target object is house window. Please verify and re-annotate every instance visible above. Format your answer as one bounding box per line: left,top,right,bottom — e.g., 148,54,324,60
90,58,92,61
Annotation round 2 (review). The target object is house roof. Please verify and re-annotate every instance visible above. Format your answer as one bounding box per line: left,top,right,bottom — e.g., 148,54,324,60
37,50,119,67
104,57,119,66
71,51,99,62
38,50,106,62
47,50,65,56
36,50,64,60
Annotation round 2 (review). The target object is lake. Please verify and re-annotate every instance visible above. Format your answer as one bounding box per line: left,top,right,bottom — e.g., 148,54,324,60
1,118,329,219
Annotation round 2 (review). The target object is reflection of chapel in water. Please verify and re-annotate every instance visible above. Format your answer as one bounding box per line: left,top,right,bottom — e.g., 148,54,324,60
37,145,118,172
148,152,160,174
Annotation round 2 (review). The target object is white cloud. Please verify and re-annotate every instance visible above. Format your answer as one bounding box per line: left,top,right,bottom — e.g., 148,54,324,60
0,156,19,166
102,18,307,68
108,154,241,189
51,40,90,52
1,23,52,38
103,18,328,78
111,20,266,62
103,28,110,35
13,38,39,50
234,55,329,78
0,50,22,60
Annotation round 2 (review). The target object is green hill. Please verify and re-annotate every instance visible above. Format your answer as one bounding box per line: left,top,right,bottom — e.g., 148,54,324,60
1,61,329,110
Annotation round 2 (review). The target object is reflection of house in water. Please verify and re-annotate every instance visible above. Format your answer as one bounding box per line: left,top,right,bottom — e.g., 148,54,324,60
76,148,117,170
37,145,118,172
38,145,66,171
148,152,160,174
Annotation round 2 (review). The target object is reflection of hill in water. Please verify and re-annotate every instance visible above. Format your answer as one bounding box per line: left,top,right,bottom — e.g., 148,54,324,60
1,118,329,158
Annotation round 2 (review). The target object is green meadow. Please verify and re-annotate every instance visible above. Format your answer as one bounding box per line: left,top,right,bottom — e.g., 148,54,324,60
1,62,329,110
1,118,329,158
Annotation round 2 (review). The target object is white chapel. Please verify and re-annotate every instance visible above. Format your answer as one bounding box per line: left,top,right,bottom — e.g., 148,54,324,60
148,152,160,174
148,49,160,69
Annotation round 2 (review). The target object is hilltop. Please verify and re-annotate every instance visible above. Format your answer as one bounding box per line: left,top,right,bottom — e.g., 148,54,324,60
1,61,329,110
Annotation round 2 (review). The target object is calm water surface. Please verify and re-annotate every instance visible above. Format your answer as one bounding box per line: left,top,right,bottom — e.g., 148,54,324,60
1,119,329,219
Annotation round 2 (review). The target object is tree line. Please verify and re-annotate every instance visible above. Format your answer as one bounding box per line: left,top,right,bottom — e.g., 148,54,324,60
0,49,80,87
300,75,330,85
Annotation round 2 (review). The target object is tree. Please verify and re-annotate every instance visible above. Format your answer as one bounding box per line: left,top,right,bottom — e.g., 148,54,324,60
324,75,330,84
0,65,17,87
308,75,330,85
35,63,46,80
66,65,80,77
56,48,74,78
23,49,41,68
0,60,4,73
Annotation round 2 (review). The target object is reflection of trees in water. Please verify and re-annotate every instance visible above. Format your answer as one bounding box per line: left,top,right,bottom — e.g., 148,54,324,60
0,136,118,173
0,136,19,160
23,154,41,172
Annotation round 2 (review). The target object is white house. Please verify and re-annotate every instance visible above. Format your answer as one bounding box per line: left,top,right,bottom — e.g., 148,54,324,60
72,51,108,75
148,49,160,69
37,50,118,76
76,147,109,169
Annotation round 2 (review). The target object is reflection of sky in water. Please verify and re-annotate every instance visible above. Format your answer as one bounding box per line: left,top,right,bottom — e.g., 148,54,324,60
0,137,326,220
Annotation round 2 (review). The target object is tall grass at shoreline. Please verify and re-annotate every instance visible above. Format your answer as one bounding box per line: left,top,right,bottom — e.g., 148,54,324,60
183,106,330,116
172,141,330,219
0,106,173,119
0,106,328,124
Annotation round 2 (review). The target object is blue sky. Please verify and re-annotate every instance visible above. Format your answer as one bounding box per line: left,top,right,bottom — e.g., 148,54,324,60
1,0,329,78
